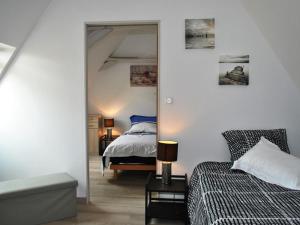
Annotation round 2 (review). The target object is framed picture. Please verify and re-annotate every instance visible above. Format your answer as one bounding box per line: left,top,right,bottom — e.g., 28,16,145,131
185,18,215,49
130,65,157,87
219,55,250,85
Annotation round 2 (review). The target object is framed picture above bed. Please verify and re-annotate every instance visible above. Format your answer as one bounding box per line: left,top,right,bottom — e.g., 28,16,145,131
130,65,158,87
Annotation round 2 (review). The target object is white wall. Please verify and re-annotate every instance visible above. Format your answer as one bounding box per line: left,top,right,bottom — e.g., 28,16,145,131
0,0,51,47
88,62,157,134
0,0,51,80
1,0,300,197
241,0,300,89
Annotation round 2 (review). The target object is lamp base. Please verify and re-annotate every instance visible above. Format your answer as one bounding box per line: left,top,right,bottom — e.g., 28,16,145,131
161,162,172,185
106,128,112,139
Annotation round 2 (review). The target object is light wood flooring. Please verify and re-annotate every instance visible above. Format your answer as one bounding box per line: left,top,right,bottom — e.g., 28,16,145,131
46,155,184,225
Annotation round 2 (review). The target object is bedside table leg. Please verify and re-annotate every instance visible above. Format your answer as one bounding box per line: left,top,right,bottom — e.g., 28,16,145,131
185,186,189,225
145,189,148,225
113,170,117,177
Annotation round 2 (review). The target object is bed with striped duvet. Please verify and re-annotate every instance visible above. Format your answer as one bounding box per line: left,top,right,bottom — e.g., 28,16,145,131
188,162,300,225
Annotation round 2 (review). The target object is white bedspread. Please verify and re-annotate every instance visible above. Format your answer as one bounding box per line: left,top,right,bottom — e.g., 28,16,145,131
103,134,157,167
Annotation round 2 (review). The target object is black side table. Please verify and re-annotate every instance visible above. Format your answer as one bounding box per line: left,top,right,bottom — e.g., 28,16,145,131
145,173,188,225
99,135,119,155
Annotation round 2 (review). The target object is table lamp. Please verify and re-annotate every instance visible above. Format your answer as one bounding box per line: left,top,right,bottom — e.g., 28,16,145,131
104,118,114,139
157,140,178,185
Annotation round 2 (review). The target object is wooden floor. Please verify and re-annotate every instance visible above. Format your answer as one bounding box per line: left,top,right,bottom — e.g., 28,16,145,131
46,155,184,225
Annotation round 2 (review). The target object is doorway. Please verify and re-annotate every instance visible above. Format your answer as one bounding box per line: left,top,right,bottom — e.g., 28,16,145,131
85,21,160,203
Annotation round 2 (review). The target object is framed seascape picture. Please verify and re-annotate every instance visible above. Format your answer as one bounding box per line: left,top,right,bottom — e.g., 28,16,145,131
219,55,250,85
185,18,215,49
130,65,158,87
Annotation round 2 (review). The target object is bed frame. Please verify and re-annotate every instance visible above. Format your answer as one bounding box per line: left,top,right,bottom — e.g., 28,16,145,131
110,164,156,176
104,156,157,176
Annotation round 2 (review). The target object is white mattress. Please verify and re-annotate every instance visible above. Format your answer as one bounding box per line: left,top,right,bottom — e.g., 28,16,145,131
103,134,157,168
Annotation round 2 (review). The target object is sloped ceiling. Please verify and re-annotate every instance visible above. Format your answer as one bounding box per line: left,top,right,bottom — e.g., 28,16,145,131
0,0,51,79
88,25,157,58
88,25,157,71
0,0,51,47
241,0,300,88
111,33,157,58
1,0,299,88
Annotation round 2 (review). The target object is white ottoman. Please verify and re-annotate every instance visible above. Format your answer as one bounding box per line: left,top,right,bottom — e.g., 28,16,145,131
0,173,78,225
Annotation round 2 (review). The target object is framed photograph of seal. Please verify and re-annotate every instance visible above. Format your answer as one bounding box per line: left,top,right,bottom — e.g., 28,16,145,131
219,55,249,85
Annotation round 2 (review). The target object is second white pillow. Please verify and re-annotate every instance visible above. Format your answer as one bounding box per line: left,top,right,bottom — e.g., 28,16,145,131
232,136,300,190
125,122,157,134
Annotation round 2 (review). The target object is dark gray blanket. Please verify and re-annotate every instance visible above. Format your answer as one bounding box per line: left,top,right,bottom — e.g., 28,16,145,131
188,162,300,225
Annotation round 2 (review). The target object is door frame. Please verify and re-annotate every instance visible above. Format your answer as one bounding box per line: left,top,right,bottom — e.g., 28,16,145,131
84,20,161,202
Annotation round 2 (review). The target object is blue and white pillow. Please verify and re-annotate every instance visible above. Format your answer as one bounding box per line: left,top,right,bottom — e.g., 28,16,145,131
130,115,157,125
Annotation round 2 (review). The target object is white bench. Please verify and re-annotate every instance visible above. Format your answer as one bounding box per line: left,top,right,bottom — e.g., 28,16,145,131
0,173,78,225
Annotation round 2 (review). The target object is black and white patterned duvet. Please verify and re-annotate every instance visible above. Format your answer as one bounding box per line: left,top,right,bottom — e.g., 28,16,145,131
188,162,300,225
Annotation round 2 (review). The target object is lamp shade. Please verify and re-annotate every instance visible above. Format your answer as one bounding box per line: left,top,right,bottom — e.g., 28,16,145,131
157,141,178,162
104,118,114,127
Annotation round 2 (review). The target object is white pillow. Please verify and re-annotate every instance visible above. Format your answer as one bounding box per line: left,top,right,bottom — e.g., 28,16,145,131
125,122,157,134
232,136,300,190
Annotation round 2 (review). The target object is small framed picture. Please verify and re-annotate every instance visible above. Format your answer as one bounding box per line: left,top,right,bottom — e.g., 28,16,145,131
185,18,215,49
130,65,157,87
219,55,250,85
